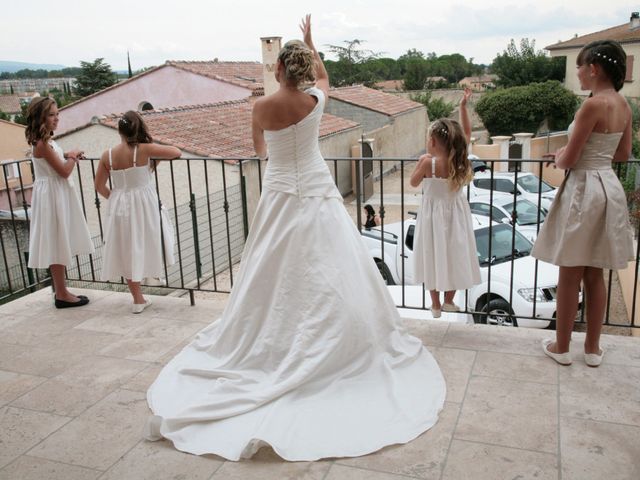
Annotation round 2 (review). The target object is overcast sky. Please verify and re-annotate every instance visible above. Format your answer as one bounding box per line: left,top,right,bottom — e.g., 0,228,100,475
2,0,637,70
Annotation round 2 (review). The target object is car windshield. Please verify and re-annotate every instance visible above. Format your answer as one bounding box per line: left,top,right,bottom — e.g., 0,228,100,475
517,175,554,194
503,199,546,225
474,224,533,266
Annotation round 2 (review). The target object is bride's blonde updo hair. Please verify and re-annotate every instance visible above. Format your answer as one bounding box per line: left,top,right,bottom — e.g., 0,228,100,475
277,40,315,84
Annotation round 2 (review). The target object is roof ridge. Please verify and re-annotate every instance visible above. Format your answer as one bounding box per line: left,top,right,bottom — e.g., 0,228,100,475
99,98,251,120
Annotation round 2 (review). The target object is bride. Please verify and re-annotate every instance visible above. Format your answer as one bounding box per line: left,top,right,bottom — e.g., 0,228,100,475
144,15,446,461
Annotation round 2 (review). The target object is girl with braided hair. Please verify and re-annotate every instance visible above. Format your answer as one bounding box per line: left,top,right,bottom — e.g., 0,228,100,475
533,40,634,367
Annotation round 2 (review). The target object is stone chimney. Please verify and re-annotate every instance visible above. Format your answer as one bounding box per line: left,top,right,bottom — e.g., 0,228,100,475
631,12,640,30
261,36,282,96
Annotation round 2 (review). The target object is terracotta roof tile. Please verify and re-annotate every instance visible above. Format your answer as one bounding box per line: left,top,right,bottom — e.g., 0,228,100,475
167,61,264,91
547,22,640,50
328,85,423,116
99,101,359,158
0,95,21,113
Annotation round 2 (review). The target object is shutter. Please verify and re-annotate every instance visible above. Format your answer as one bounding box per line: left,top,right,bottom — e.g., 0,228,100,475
625,55,634,82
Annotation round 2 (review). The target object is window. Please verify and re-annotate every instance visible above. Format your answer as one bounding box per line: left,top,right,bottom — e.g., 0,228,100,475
405,225,414,251
1,160,19,179
138,101,154,111
494,179,516,194
517,175,553,193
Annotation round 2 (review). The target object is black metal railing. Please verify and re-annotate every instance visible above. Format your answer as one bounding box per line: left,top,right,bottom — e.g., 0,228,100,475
1,156,638,330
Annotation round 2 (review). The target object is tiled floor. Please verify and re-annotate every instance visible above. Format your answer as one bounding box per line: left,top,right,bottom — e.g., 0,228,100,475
1,288,639,480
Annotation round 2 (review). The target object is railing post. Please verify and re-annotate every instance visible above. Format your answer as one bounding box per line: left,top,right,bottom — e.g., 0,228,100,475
189,193,202,280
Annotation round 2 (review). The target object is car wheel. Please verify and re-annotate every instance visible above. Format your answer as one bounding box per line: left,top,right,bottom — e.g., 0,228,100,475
481,298,518,327
375,260,395,285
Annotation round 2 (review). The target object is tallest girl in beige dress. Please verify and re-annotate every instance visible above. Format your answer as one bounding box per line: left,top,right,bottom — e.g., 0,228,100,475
532,40,635,367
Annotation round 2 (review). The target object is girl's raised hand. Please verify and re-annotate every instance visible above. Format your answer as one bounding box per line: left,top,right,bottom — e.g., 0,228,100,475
461,87,472,106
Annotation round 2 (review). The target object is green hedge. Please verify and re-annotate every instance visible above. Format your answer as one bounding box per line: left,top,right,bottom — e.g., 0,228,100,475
475,80,579,136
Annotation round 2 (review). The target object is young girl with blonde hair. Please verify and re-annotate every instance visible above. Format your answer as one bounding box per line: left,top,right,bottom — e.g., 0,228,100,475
410,118,481,317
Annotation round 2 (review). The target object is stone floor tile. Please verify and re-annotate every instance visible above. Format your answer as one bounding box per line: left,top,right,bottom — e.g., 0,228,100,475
98,318,205,362
120,363,164,392
98,440,222,480
442,323,549,356
11,356,147,416
0,455,101,480
0,370,47,407
0,313,30,331
430,348,475,403
336,402,459,479
324,464,417,480
473,351,558,384
74,310,153,335
27,389,149,470
455,375,557,453
0,343,88,377
559,363,640,426
0,406,71,469
401,319,450,347
561,416,640,480
441,439,557,480
210,446,331,480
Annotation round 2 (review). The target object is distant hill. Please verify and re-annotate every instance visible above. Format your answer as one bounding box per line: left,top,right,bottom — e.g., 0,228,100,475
0,60,68,73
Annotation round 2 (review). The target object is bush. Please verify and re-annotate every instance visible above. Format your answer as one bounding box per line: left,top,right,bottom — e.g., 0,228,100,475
475,80,579,136
411,91,455,120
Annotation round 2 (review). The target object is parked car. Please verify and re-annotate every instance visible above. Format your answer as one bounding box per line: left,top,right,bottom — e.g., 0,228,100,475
469,193,546,243
468,172,557,211
361,215,561,328
0,208,30,220
469,154,490,173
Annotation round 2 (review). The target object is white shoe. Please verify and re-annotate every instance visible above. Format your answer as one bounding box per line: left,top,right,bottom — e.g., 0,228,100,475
541,339,572,365
430,307,441,319
442,303,461,312
584,348,604,367
132,299,152,314
143,277,166,286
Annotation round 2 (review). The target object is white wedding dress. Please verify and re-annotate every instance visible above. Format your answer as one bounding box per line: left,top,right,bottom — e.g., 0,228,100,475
145,87,446,461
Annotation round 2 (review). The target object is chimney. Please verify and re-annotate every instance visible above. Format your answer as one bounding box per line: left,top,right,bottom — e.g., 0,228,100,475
261,36,282,97
631,12,640,30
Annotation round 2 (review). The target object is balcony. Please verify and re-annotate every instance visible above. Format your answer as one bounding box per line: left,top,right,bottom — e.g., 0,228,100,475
1,156,639,478
1,287,639,479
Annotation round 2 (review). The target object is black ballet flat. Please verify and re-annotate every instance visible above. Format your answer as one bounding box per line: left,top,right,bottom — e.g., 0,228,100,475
55,296,90,309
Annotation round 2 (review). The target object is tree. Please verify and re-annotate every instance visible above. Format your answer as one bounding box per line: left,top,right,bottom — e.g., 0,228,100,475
475,80,579,136
0,109,10,121
411,91,455,120
491,38,565,88
127,51,133,78
13,103,28,125
324,40,382,86
403,59,428,90
73,58,118,97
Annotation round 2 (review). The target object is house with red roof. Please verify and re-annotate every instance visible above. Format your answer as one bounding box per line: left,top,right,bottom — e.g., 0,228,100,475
546,12,640,97
57,61,265,133
327,84,428,161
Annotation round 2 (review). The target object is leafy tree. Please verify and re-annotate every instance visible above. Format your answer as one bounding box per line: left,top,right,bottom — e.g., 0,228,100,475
475,80,579,136
411,91,455,120
73,58,118,97
13,103,28,125
491,38,565,88
403,58,428,90
324,40,382,86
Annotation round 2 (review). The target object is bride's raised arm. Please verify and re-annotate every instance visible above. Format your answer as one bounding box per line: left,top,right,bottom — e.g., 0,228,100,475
300,14,329,98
